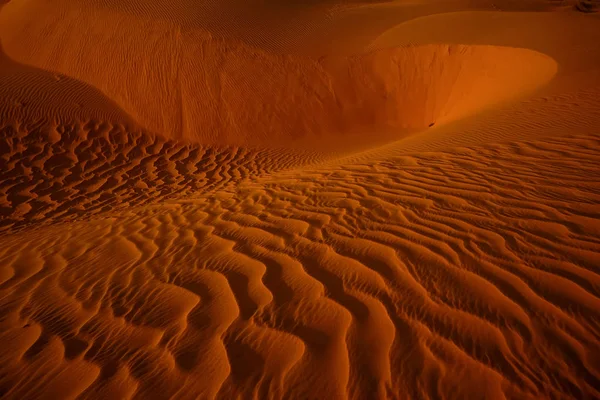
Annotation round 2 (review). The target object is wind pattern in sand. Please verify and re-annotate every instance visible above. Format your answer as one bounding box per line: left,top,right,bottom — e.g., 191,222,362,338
1,0,599,399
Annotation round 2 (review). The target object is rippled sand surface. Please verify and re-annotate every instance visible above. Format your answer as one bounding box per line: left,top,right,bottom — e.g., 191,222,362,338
1,1,599,399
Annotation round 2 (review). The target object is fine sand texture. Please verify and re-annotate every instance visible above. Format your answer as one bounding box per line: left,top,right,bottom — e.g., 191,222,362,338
1,0,600,399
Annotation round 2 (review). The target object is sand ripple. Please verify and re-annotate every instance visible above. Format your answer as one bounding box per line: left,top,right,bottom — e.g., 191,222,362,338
1,128,599,399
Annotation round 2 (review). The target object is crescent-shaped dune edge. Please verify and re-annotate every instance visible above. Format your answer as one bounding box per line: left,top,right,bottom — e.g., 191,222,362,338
0,1,599,399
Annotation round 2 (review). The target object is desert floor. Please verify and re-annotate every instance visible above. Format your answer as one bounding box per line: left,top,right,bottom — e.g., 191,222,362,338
1,0,600,399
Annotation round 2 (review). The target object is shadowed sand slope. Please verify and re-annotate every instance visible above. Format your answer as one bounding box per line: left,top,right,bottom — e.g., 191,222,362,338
0,44,137,127
0,2,556,149
1,0,600,399
0,119,327,233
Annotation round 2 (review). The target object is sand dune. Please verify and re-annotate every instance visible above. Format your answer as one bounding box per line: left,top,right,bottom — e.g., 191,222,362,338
0,19,558,149
0,119,328,233
1,130,599,399
0,44,137,126
1,0,600,399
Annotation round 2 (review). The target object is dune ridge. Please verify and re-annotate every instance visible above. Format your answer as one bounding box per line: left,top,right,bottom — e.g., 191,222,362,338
1,0,600,399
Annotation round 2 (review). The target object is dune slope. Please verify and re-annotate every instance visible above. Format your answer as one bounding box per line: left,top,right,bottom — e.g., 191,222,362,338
1,1,600,400
0,2,556,149
1,130,599,400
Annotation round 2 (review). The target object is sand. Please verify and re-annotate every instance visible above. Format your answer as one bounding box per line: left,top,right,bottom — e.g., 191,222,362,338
1,0,599,399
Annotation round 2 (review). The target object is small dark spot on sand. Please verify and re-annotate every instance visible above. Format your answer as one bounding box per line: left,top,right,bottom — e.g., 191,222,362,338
429,122,435,127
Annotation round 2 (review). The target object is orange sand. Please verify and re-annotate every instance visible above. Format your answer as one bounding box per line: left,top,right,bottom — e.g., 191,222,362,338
1,0,600,399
